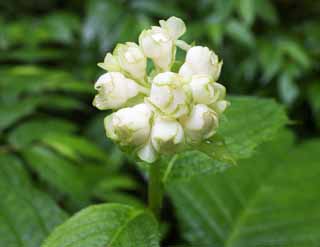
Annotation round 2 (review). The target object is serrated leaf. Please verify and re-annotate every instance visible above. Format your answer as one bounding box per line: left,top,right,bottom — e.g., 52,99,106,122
0,154,67,247
162,96,288,183
196,134,236,165
42,203,160,247
219,96,288,159
168,131,320,246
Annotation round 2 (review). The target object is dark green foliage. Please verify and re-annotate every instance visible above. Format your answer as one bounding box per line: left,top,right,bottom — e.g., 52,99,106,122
168,131,320,246
42,204,160,247
0,0,319,246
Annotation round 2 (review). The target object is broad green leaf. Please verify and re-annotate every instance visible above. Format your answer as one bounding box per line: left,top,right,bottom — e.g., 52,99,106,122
0,98,39,132
40,133,109,162
0,66,92,104
162,96,288,182
168,131,320,246
22,145,89,203
42,203,160,247
0,154,67,247
219,96,288,159
8,118,77,149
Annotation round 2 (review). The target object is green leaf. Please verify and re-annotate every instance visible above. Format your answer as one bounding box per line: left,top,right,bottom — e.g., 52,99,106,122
168,131,320,246
278,72,299,105
42,203,160,247
0,66,92,104
226,20,255,47
22,145,89,203
162,151,230,183
255,0,278,24
82,0,122,50
8,118,77,149
211,0,235,21
279,39,311,69
238,0,255,26
0,154,67,247
40,133,109,162
0,98,39,132
219,96,288,159
196,134,236,164
162,96,288,183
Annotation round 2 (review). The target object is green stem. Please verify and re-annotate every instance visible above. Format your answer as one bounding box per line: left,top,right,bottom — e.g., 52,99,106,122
148,161,163,219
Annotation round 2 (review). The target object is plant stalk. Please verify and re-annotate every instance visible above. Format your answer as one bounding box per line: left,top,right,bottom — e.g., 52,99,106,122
148,162,163,219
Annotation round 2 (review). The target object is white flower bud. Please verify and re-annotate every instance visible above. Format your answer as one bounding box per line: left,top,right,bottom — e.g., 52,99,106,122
139,26,173,71
181,104,219,143
179,46,222,81
137,140,157,163
98,42,147,83
104,103,152,147
151,117,184,153
189,75,215,104
139,17,185,71
159,16,186,40
210,100,230,115
146,72,190,118
93,72,145,110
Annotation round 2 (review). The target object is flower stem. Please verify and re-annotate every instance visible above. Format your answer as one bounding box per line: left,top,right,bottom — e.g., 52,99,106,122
148,161,163,219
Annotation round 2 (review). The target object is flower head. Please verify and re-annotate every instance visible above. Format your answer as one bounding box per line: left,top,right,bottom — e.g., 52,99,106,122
93,16,230,163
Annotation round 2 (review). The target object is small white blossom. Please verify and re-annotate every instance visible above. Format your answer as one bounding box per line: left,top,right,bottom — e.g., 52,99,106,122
93,72,146,110
181,104,219,143
104,103,152,147
98,42,146,82
146,72,190,118
159,16,186,40
151,117,184,154
139,17,186,71
179,46,222,81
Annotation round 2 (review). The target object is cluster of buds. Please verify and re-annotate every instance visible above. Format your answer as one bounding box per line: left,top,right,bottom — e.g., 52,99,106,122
93,17,230,163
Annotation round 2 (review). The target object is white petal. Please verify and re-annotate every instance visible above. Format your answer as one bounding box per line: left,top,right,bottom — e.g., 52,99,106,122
137,141,157,163
182,104,219,142
189,75,215,104
160,16,186,40
93,72,141,110
151,117,184,153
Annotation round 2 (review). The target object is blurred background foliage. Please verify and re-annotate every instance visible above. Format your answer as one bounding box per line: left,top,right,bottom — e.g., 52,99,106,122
0,0,320,246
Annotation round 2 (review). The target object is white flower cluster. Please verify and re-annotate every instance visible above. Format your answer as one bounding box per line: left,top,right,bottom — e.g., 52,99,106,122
93,17,230,163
